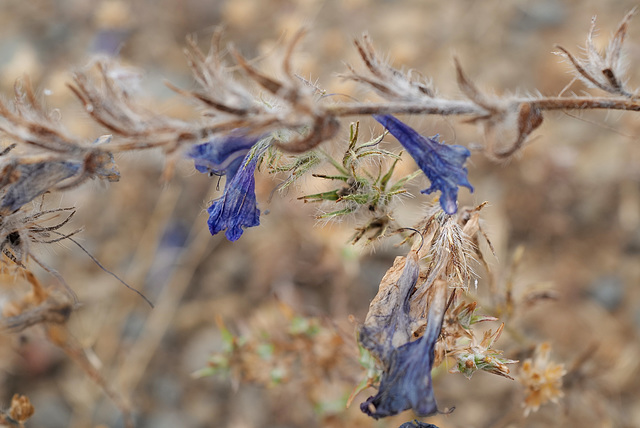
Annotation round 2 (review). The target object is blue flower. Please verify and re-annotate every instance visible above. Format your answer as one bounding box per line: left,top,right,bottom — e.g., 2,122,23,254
188,133,268,241
373,115,473,215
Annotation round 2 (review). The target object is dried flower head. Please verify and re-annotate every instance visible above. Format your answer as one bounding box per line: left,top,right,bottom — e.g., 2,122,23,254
555,8,636,97
519,342,566,416
0,393,34,427
0,206,80,268
448,323,517,380
415,209,477,298
436,301,497,366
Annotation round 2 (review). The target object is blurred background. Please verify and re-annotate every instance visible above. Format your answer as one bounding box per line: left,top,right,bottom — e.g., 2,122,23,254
0,0,639,427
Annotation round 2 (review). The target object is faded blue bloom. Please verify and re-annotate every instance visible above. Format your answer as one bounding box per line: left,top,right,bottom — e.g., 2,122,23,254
360,333,440,418
373,115,473,215
189,134,269,241
359,254,446,419
359,255,418,363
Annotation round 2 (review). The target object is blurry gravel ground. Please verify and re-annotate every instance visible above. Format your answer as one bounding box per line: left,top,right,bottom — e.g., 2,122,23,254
1,0,639,427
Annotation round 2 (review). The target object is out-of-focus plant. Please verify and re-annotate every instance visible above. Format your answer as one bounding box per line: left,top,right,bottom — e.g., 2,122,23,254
518,342,567,417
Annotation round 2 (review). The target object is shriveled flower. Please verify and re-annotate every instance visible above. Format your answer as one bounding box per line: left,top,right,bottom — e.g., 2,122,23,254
519,342,566,416
358,254,419,362
360,330,441,419
359,253,447,419
188,133,269,241
373,115,473,215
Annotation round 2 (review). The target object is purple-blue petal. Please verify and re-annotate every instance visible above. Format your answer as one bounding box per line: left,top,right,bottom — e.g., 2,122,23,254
360,334,439,418
188,131,261,176
373,115,473,215
205,144,266,241
398,421,440,428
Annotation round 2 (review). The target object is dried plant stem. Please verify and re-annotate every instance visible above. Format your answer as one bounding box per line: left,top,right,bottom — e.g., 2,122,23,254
327,96,640,118
529,96,640,111
47,325,134,428
57,183,184,427
117,203,220,393
328,101,481,117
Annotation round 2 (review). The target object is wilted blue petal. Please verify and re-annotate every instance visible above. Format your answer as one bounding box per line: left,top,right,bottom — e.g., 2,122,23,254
359,253,447,420
188,131,262,177
206,141,269,241
360,314,443,419
373,115,473,215
398,420,439,428
360,338,436,418
359,254,418,363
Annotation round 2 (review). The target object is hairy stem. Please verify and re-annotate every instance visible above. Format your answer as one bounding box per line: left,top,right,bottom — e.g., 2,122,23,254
327,96,640,118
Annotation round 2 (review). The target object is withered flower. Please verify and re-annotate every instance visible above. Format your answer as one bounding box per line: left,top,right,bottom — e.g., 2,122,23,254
519,342,566,416
0,160,81,214
359,253,446,419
